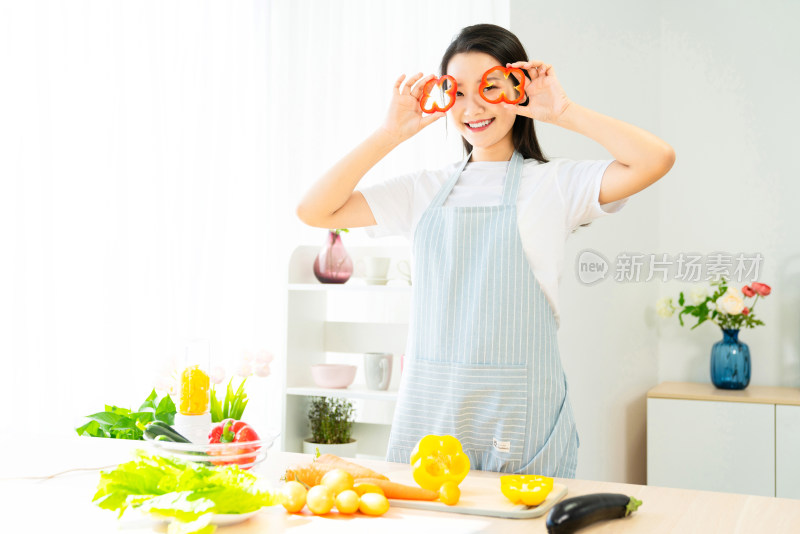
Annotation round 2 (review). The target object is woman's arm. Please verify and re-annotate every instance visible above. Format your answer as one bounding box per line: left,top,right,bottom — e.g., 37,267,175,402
506,60,675,204
296,73,445,229
296,129,399,229
552,102,675,205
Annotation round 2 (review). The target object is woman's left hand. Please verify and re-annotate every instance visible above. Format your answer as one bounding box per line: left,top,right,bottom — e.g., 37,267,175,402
503,60,572,124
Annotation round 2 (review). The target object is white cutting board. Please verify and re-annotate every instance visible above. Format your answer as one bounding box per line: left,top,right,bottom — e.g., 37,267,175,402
383,469,568,519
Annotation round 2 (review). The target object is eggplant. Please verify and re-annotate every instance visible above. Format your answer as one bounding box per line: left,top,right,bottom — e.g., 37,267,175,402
545,493,642,533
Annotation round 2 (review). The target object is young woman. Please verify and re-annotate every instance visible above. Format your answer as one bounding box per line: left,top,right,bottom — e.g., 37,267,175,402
296,24,674,477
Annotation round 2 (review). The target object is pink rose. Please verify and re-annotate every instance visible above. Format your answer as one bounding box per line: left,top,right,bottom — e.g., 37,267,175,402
742,307,750,315
742,285,755,297
751,282,771,296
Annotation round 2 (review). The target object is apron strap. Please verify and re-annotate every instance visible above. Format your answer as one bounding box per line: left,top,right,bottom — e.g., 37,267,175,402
429,151,472,209
501,151,524,206
430,149,524,209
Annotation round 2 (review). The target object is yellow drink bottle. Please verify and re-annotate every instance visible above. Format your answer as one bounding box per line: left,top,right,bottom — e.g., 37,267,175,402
174,339,212,443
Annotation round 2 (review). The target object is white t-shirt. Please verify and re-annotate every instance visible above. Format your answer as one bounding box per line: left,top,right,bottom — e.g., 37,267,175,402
359,157,628,328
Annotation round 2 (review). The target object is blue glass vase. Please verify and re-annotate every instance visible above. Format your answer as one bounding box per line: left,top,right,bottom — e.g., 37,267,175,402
710,328,751,390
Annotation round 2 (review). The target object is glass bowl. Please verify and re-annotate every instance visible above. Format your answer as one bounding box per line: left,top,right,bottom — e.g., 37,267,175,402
143,432,278,470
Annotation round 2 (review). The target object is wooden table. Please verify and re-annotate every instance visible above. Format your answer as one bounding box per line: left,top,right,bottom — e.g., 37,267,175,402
2,436,799,533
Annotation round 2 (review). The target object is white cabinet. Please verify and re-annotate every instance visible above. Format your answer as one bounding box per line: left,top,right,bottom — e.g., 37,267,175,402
647,382,800,499
777,405,800,499
647,398,774,496
281,245,411,460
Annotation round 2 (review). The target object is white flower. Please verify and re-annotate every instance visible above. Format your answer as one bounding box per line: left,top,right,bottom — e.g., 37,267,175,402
689,285,709,305
717,288,745,315
727,286,744,299
656,297,676,318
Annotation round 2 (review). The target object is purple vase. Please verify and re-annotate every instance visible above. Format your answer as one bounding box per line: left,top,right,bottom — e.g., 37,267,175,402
313,231,353,284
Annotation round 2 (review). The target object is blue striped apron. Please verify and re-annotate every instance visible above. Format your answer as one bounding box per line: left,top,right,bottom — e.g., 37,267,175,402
385,151,579,477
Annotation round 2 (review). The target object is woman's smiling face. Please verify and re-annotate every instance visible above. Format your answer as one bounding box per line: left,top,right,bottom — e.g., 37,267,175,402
446,51,520,161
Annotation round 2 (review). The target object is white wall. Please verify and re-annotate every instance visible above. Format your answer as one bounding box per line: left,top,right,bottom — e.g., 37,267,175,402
511,0,800,484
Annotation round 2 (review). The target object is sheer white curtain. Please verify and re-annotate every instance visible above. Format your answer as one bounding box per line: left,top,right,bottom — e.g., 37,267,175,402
272,0,510,250
0,0,508,441
0,1,273,438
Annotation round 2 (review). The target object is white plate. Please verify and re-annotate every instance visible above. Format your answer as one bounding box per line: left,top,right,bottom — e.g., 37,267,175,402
141,509,262,526
210,509,261,525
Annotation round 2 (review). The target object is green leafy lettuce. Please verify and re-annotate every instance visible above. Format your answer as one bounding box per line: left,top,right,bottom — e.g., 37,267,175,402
93,450,277,534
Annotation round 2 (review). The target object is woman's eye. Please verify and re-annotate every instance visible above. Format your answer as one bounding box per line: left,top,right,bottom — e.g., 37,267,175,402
484,86,497,92
456,91,463,97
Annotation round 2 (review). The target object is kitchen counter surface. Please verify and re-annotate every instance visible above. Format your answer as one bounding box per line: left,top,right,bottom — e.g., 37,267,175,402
2,436,799,533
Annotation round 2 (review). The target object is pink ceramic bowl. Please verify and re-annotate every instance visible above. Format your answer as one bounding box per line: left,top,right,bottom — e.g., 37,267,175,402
311,364,357,389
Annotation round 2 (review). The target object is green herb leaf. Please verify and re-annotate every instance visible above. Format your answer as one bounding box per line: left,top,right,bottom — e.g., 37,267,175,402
76,420,104,437
105,405,131,416
77,391,177,441
210,389,222,423
156,395,177,425
87,411,128,426
223,380,234,420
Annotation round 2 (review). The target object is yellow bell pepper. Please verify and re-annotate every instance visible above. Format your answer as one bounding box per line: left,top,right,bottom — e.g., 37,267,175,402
500,475,554,506
409,435,471,491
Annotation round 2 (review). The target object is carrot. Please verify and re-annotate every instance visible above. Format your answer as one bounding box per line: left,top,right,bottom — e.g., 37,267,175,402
354,478,439,501
284,455,388,487
314,454,389,481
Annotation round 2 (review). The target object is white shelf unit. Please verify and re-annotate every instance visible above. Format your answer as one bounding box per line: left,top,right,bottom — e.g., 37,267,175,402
282,245,411,460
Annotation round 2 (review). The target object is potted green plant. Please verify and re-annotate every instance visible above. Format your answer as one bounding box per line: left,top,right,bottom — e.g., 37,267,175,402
302,396,357,457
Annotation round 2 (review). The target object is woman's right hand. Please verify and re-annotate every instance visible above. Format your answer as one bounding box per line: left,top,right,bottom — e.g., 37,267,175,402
380,73,446,143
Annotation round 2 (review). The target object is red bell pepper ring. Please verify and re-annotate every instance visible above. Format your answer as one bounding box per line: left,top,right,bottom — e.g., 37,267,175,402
420,75,457,113
479,66,526,105
208,418,260,468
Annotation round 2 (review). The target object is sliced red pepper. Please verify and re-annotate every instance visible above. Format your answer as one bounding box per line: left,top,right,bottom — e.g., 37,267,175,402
208,418,260,468
479,66,526,105
420,75,457,113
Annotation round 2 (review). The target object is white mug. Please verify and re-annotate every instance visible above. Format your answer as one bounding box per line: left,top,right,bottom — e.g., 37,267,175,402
356,257,391,284
364,352,392,390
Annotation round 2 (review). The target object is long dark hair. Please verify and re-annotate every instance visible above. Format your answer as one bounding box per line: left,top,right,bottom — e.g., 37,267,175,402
439,24,548,164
